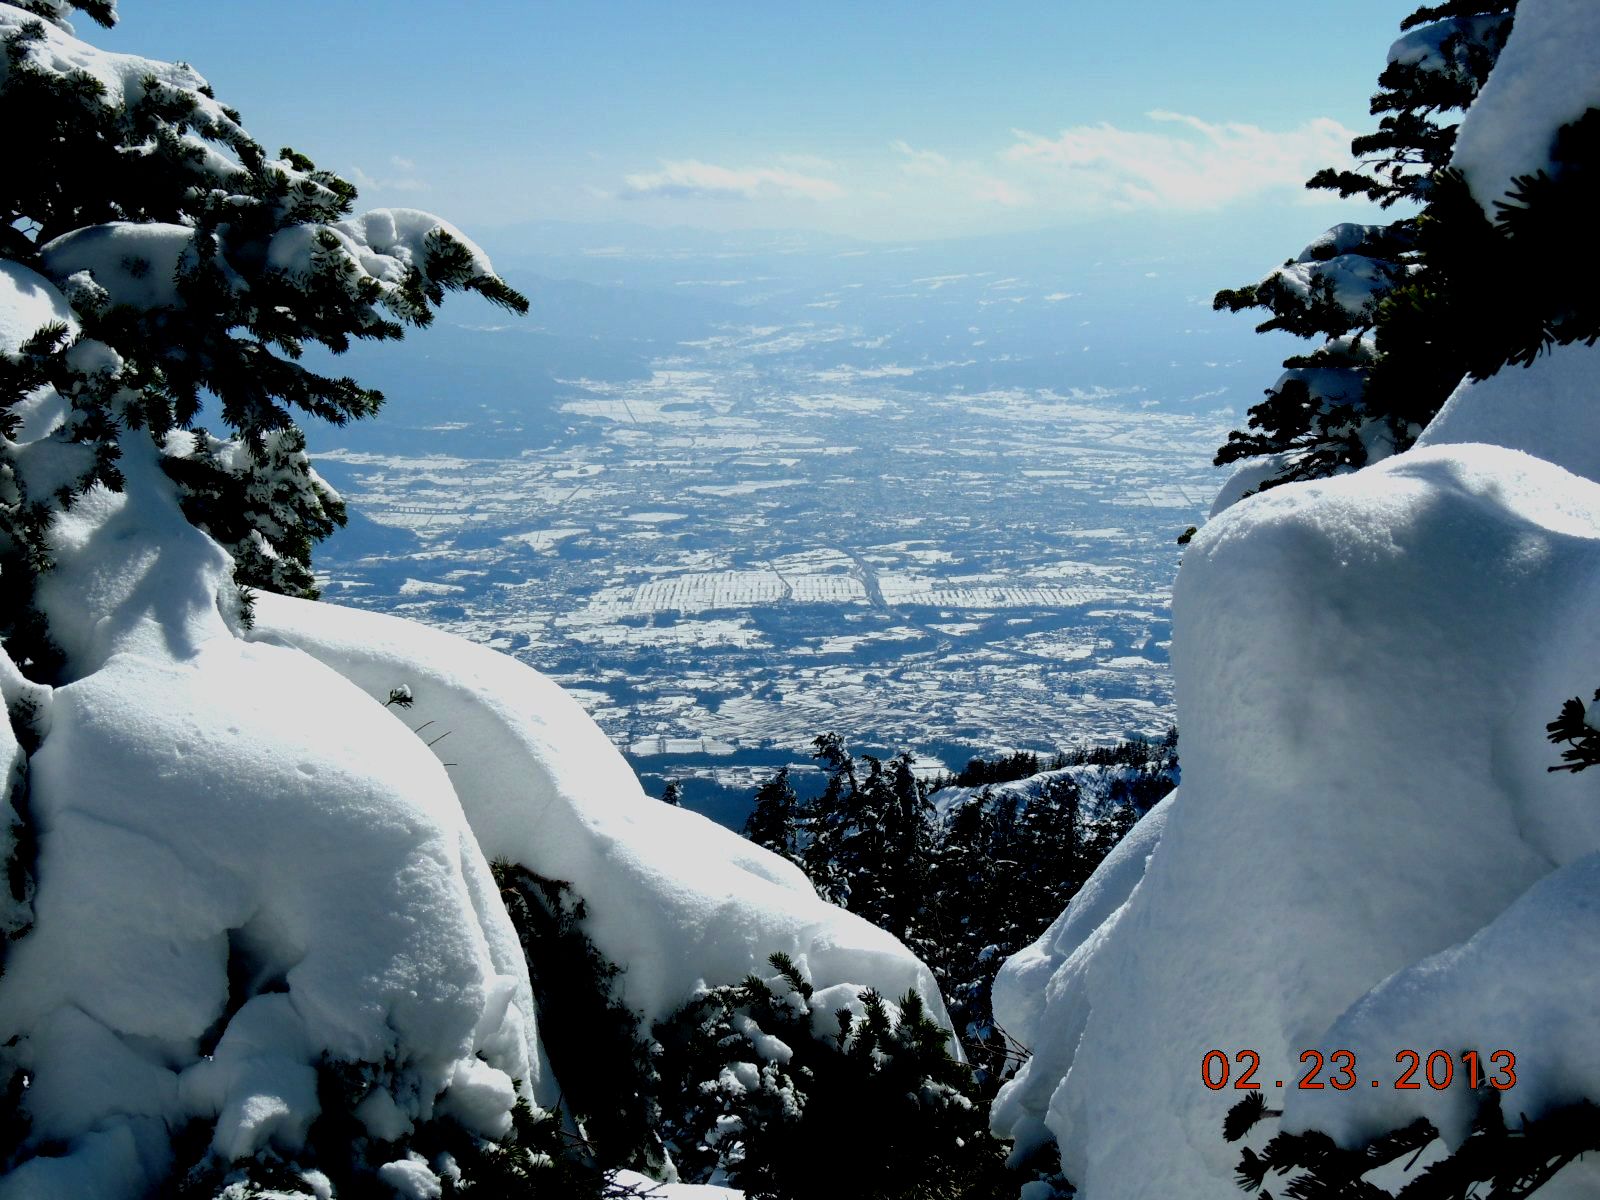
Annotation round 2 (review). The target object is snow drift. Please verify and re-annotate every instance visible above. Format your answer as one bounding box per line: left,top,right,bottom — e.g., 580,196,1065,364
248,590,948,1031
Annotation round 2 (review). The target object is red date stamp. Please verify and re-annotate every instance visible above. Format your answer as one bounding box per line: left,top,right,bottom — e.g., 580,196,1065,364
1201,1049,1517,1092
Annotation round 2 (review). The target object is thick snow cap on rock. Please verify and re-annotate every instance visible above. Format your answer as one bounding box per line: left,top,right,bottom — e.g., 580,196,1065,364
1417,340,1600,484
992,444,1600,1198
1452,0,1600,214
251,591,950,1030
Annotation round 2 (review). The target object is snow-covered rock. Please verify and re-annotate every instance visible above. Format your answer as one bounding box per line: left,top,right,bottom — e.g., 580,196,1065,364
991,443,1600,1197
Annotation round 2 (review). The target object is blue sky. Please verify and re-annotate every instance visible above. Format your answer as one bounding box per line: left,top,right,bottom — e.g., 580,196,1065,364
97,1,1415,244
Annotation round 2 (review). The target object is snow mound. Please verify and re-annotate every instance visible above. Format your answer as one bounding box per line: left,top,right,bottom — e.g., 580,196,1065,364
992,444,1600,1197
41,222,198,312
251,591,950,1029
0,427,948,1195
0,260,77,355
0,437,548,1199
1287,851,1600,1150
1452,0,1600,214
1416,341,1600,484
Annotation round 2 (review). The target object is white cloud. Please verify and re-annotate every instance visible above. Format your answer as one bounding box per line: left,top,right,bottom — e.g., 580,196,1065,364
349,164,428,194
776,152,839,172
973,176,1032,207
891,140,952,177
623,159,844,201
1003,110,1356,210
892,141,1031,209
389,154,416,170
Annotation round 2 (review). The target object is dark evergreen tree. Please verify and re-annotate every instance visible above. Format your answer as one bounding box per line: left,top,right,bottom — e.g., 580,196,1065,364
768,732,1176,1082
799,733,859,907
743,765,800,862
0,6,545,1192
492,861,661,1172
0,0,527,681
922,791,1007,1071
792,740,939,947
1225,1087,1600,1199
658,779,683,807
1547,690,1600,773
1211,3,1520,497
882,751,934,941
952,749,1043,788
1014,772,1083,921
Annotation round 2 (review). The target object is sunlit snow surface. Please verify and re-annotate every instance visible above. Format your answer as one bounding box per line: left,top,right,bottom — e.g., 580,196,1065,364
993,440,1600,1197
1452,0,1600,213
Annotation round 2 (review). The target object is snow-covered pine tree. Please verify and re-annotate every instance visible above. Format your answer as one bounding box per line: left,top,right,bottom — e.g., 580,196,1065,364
1210,2,1517,498
1013,772,1081,921
1208,4,1600,1191
652,952,1010,1199
0,0,527,680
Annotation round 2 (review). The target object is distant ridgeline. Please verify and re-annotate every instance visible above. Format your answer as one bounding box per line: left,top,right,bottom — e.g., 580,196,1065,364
738,731,1179,1083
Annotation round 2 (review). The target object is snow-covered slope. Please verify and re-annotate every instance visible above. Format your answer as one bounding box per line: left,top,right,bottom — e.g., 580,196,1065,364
930,758,1169,831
